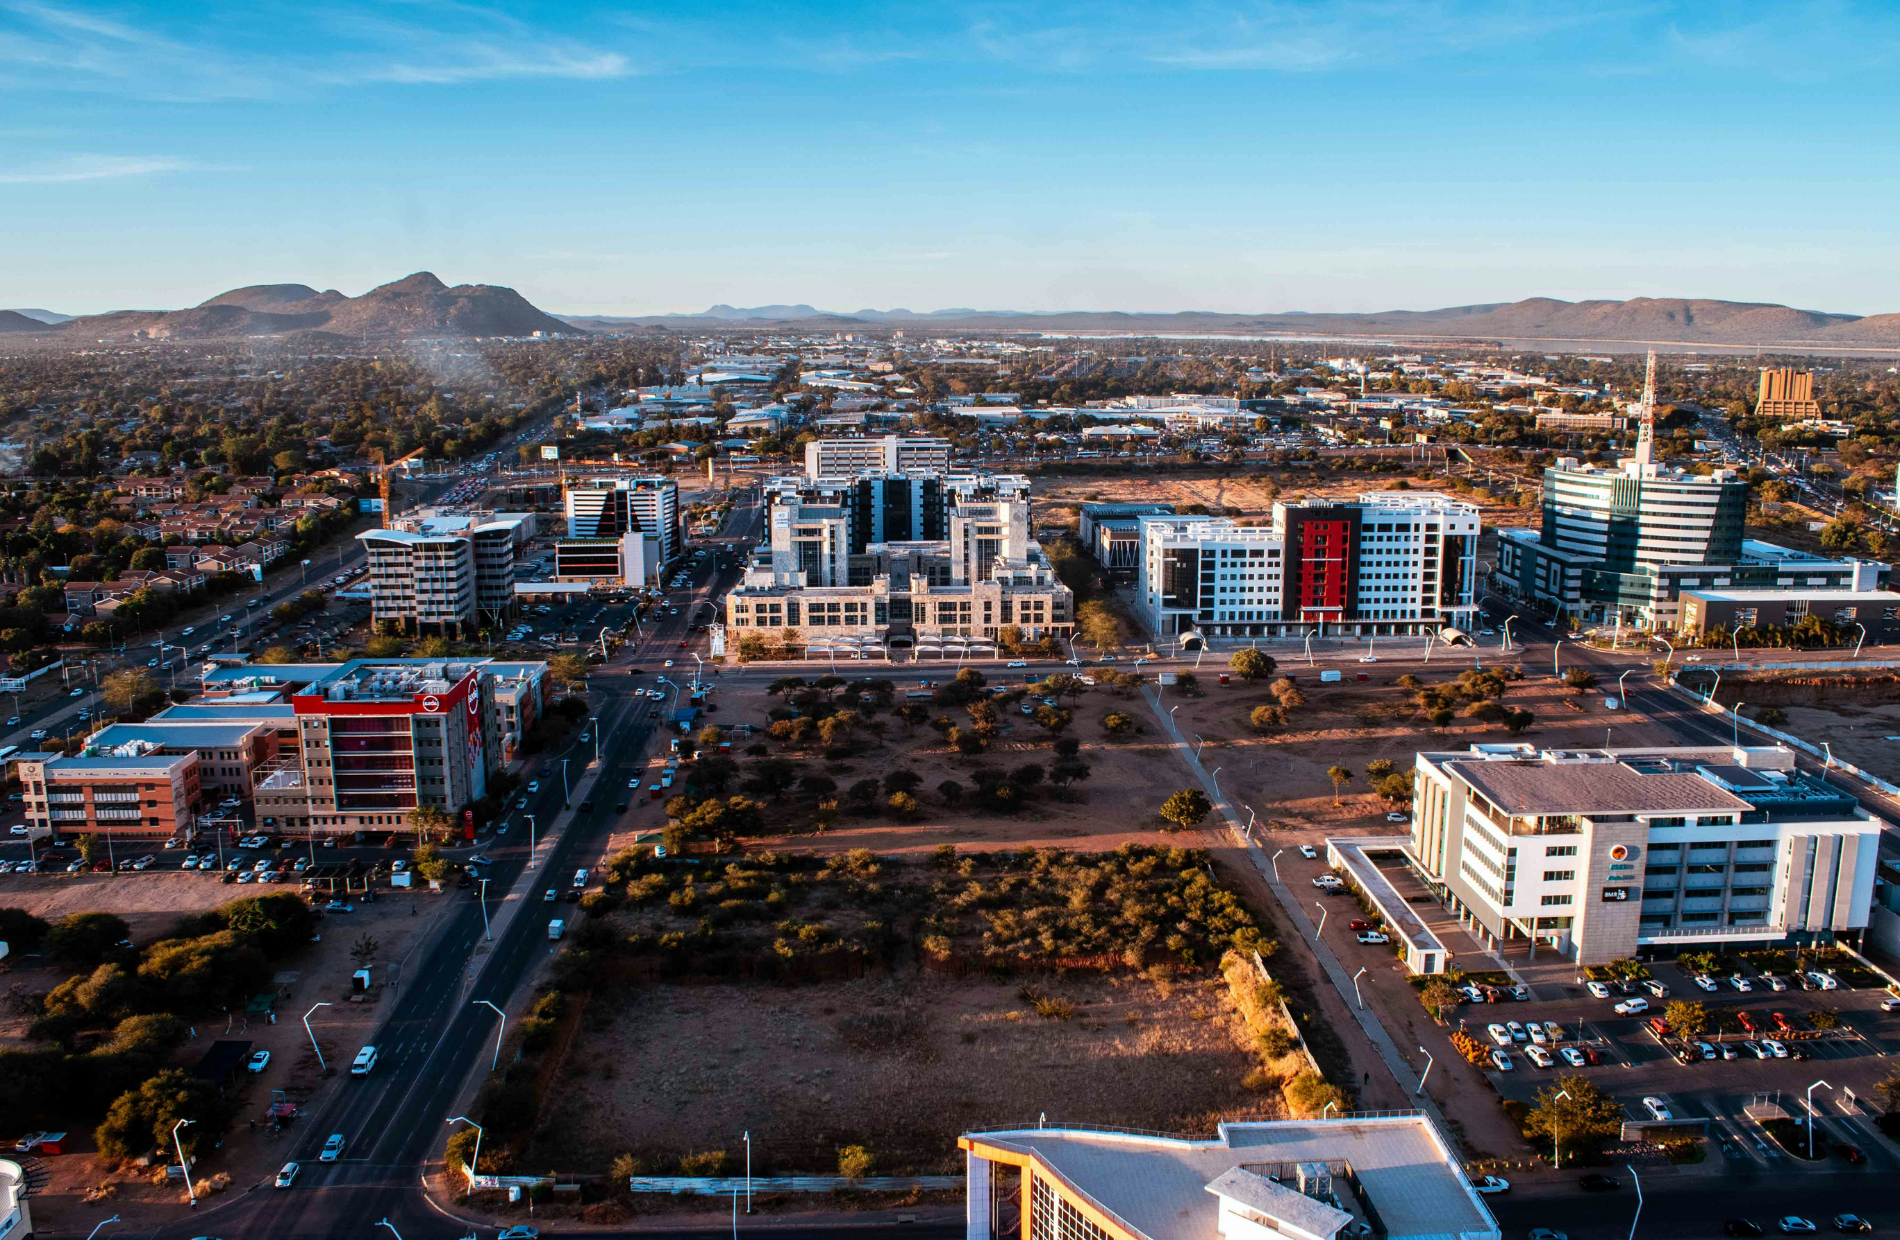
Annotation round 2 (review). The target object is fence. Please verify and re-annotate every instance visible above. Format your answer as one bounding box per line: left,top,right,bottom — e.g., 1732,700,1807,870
627,1175,963,1195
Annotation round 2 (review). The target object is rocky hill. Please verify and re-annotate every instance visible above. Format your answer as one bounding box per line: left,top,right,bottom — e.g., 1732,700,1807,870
0,310,55,333
52,273,580,341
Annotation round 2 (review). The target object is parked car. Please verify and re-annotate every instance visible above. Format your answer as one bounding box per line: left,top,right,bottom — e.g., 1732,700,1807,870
1472,1175,1510,1194
1525,1045,1554,1068
1693,974,1719,992
1298,845,1317,859
1355,932,1389,945
1559,1047,1587,1068
1833,1217,1872,1234
1487,1023,1512,1047
1613,996,1649,1016
1762,1039,1788,1058
1642,979,1670,997
1778,1220,1817,1235
247,1050,271,1073
1586,981,1611,999
1729,974,1753,992
1489,1048,1513,1071
1643,1096,1673,1122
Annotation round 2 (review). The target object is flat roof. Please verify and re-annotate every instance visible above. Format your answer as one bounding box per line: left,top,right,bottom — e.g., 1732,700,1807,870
154,703,298,721
964,1116,1494,1240
1326,836,1444,958
1683,587,1900,602
88,722,265,750
1446,758,1753,817
47,752,194,775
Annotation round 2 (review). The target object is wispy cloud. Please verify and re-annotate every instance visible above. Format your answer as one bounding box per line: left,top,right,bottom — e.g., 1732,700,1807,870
0,0,635,100
0,153,228,183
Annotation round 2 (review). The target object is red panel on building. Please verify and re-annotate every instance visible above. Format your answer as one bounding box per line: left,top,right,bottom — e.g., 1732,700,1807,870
1297,518,1350,619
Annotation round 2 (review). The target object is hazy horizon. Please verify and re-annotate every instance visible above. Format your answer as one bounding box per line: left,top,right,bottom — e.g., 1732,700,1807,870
8,1,1900,317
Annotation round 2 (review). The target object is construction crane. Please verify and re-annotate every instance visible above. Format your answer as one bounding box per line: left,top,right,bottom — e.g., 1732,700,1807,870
372,446,427,528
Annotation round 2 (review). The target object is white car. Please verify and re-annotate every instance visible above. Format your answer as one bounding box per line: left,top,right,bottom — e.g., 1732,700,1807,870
1764,974,1788,992
1487,1023,1512,1047
1778,1220,1816,1235
1693,974,1718,992
1729,974,1752,992
1613,996,1649,1016
1559,1046,1587,1068
1806,971,1839,991
275,1162,300,1189
1355,931,1389,945
1298,845,1317,859
1489,1048,1514,1071
1006,660,1028,668
1761,1039,1788,1058
1642,1096,1672,1122
247,1049,271,1073
1472,1175,1510,1194
319,1133,346,1162
1525,1045,1554,1068
1527,1023,1548,1045
1586,981,1611,999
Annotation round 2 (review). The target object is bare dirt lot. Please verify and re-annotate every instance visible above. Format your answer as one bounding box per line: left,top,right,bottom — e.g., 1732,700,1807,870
0,868,247,940
531,968,1268,1176
1028,467,1538,532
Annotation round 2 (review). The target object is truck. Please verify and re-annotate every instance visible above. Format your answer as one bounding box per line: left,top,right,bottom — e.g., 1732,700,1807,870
548,919,566,940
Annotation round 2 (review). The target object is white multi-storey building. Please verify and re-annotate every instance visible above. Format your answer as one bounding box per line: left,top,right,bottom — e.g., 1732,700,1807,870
1134,492,1480,644
1411,743,1880,964
804,434,952,479
357,514,526,635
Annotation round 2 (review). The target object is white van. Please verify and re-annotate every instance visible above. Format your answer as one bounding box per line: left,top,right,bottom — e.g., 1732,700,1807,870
548,919,566,940
350,1045,378,1076
571,868,588,889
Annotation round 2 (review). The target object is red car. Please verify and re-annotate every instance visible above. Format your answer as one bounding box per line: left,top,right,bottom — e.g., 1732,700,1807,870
1349,920,1373,931
1771,1011,1795,1033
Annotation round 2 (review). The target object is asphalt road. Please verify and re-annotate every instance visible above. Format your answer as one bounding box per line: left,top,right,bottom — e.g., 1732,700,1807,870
142,487,768,1239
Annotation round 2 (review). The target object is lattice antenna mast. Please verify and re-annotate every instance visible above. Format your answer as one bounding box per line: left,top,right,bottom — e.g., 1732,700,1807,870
1633,349,1657,469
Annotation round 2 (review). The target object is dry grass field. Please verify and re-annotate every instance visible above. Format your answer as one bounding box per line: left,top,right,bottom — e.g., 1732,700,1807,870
528,968,1270,1175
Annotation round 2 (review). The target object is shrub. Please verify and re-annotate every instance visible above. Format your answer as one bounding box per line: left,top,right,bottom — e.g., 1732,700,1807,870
1282,1070,1342,1117
1256,1028,1294,1057
679,1149,730,1176
837,1144,876,1179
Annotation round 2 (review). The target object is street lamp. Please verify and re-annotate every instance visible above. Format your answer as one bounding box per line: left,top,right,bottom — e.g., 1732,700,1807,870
1853,623,1867,658
1617,668,1632,706
1270,848,1283,881
303,1002,331,1071
1313,901,1327,942
473,999,506,1071
1625,1164,1642,1240
377,1218,405,1240
1806,1079,1833,1158
1415,1046,1433,1095
1732,624,1752,664
1551,636,1567,678
1193,733,1206,761
172,1118,197,1207
1352,966,1366,1008
83,1215,119,1240
1502,615,1518,652
525,814,536,868
1304,628,1316,666
447,1116,484,1187
1656,635,1673,671
1823,741,1834,770
1733,701,1745,747
477,877,491,940
1210,766,1223,799
1551,1087,1572,1167
560,757,571,805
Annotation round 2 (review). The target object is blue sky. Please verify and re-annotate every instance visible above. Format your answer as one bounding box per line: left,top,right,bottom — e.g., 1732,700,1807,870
5,1,1900,316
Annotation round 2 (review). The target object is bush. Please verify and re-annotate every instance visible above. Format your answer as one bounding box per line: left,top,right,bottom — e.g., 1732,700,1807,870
837,1144,876,1179
47,912,131,965
0,906,51,952
1256,1028,1294,1057
679,1149,730,1176
1282,1070,1342,1117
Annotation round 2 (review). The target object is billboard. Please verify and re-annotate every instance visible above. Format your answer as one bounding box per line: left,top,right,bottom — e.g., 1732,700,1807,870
360,498,385,513
540,445,560,461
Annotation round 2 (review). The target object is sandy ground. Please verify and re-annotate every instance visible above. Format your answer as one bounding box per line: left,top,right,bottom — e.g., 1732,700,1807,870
0,867,255,940
8,883,462,1234
1028,468,1539,532
1753,700,1900,786
531,968,1269,1177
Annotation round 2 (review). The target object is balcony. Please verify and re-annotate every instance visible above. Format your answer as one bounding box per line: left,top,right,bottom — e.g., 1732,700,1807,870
1639,921,1785,944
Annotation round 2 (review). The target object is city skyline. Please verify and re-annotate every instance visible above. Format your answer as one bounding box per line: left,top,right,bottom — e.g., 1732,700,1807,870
6,1,1900,315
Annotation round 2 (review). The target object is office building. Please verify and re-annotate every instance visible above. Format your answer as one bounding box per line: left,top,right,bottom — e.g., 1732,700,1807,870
1080,502,1178,573
562,475,680,562
1678,587,1900,643
804,434,952,479
19,747,201,842
83,719,278,808
1534,411,1628,434
727,476,1070,649
1756,368,1822,421
1134,493,1481,642
553,530,662,588
959,1114,1495,1240
358,513,528,635
1409,742,1880,963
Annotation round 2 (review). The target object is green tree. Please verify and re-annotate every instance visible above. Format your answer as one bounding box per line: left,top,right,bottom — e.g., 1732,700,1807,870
1159,788,1211,830
1365,758,1395,781
95,1068,227,1161
837,1144,875,1178
47,911,130,965
1325,764,1353,806
1525,1075,1623,1167
405,805,451,843
0,906,52,952
1102,711,1135,735
1663,999,1709,1039
547,652,588,688
1230,649,1277,681
101,667,155,714
1562,667,1599,693
1249,704,1285,731
1420,978,1460,1020
1076,599,1122,649
413,842,449,883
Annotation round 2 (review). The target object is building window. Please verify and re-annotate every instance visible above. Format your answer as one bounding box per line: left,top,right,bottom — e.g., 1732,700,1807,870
1539,894,1572,906
1545,845,1578,857
1028,1174,1113,1240
1543,870,1575,882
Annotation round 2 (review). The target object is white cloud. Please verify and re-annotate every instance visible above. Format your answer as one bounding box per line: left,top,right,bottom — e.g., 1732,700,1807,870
0,154,225,183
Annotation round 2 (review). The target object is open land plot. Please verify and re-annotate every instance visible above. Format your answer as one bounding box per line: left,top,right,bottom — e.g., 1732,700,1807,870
689,673,1197,855
1694,673,1900,786
1162,662,1705,839
1027,468,1538,532
508,843,1303,1179
531,969,1268,1176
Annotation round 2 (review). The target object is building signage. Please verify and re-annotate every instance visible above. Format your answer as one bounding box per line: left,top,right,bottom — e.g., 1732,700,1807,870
421,695,442,713
1601,886,1631,902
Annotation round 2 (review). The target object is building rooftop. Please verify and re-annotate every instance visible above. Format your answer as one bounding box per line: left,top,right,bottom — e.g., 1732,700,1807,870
44,752,195,775
1446,757,1753,818
963,1116,1494,1240
87,722,266,752
1682,586,1900,602
297,659,479,703
153,703,298,722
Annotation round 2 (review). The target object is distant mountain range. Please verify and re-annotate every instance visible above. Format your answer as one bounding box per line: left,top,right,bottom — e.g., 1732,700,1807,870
0,273,578,341
555,296,1900,348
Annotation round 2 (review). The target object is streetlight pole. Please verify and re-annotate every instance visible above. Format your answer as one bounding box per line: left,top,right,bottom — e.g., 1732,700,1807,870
474,999,506,1071
1657,635,1673,671
1733,624,1751,665
1551,1088,1572,1167
1270,849,1283,881
1552,636,1565,679
1618,668,1631,706
1415,1047,1433,1095
1193,733,1206,761
83,1215,119,1240
1313,902,1327,942
172,1118,197,1207
525,815,536,867
1352,966,1366,1008
1853,623,1867,658
744,1130,752,1213
1733,701,1745,747
1502,615,1517,652
377,1218,405,1240
1807,1079,1833,1158
1625,1164,1642,1240
477,877,491,940
1304,629,1316,666
303,1002,331,1071
447,1117,484,1187
1210,766,1223,800
561,757,570,805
